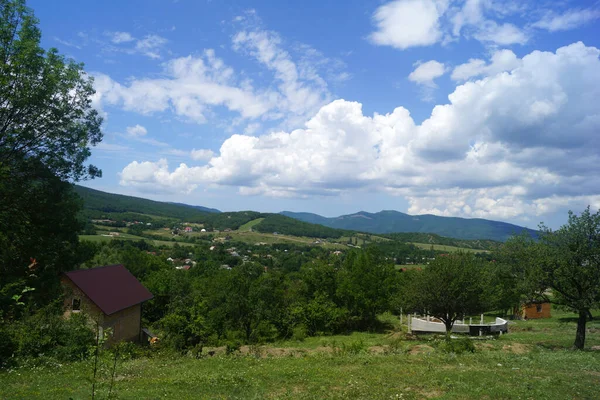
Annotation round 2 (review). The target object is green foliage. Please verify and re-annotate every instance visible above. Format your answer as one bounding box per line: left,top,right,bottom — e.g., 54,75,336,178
0,307,95,367
254,214,346,238
434,337,476,354
0,158,85,316
405,253,488,331
0,0,102,181
527,207,599,349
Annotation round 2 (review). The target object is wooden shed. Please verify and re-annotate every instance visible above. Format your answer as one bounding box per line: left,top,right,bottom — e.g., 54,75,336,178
62,264,153,343
522,301,551,319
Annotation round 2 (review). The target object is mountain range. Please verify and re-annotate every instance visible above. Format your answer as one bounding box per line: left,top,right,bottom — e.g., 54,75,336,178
281,210,537,242
74,185,535,242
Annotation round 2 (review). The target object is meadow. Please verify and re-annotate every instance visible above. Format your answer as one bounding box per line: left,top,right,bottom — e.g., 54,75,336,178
1,310,598,399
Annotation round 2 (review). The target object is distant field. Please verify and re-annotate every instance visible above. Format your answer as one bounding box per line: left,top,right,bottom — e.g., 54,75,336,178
2,309,598,399
410,242,490,253
79,235,196,247
238,218,265,232
394,264,428,270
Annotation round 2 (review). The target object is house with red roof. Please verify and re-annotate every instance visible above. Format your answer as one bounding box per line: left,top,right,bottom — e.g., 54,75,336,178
62,264,153,343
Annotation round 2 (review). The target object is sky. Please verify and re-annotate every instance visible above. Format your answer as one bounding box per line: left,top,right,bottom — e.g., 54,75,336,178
29,0,600,229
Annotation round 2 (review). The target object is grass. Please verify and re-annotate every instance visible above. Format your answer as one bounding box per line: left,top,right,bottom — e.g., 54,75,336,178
238,218,265,232
79,235,196,247
410,242,490,253
2,309,599,399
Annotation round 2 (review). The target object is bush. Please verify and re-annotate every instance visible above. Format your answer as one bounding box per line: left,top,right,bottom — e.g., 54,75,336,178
1,308,95,367
435,337,476,354
291,325,307,342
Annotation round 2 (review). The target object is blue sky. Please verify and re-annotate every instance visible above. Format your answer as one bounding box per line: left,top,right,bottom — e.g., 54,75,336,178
29,0,600,228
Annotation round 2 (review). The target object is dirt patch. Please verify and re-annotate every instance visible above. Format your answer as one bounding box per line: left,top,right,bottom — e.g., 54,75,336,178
502,343,530,354
590,345,600,351
409,344,434,355
475,343,495,351
203,346,226,356
369,345,388,354
311,346,334,355
421,389,444,398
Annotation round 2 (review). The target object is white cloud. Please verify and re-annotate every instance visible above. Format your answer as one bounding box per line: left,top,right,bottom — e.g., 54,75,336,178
118,42,600,221
408,60,447,88
94,27,338,127
473,21,528,45
104,32,168,59
232,29,332,127
135,35,168,59
190,148,214,161
92,50,272,123
369,0,447,49
532,8,600,32
369,0,531,49
126,124,148,137
451,49,520,81
111,31,135,44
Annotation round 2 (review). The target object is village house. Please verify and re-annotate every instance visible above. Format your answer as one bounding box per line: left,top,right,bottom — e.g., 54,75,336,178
521,301,551,319
62,264,153,343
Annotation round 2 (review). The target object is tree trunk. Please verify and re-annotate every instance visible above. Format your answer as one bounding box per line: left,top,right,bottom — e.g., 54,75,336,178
443,319,454,333
574,309,587,350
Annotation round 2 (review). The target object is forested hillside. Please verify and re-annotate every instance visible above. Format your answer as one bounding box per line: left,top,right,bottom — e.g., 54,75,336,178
74,185,215,220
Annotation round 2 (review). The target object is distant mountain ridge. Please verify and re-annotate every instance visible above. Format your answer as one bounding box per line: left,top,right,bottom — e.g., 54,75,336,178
281,210,536,242
168,202,221,213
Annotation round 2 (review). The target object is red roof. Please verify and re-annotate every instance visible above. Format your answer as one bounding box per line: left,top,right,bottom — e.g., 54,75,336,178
64,264,153,315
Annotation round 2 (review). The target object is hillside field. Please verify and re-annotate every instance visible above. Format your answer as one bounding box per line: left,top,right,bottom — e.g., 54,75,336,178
1,309,598,399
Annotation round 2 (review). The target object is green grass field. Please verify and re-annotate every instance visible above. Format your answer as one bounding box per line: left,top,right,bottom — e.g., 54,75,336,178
238,218,265,232
79,235,196,247
2,310,599,399
410,242,490,253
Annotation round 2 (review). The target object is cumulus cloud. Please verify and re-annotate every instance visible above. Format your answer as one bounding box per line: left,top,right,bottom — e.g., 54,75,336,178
190,148,214,161
118,42,600,220
532,8,600,32
408,60,447,88
369,0,447,49
369,0,532,49
451,49,520,81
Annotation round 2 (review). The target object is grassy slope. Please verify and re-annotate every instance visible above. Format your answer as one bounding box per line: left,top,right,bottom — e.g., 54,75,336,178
410,242,490,253
238,218,265,232
2,310,599,399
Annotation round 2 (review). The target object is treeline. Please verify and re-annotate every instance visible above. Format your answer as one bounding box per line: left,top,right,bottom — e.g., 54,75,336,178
74,186,214,220
254,214,346,238
382,232,502,251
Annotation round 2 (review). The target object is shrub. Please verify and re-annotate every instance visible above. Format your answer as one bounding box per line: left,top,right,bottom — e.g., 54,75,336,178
291,325,307,342
436,337,476,354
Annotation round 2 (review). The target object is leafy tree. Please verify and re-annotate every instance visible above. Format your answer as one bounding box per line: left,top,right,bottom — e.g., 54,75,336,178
0,0,102,181
0,0,103,316
535,207,600,349
407,253,488,332
336,248,396,329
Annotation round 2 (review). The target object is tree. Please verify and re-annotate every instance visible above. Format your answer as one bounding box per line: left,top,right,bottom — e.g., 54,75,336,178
0,0,102,181
408,253,488,332
535,207,600,349
0,0,103,316
336,248,396,329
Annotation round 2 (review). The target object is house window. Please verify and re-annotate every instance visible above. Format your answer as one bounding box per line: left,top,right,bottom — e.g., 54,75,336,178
72,298,81,312
536,304,542,313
